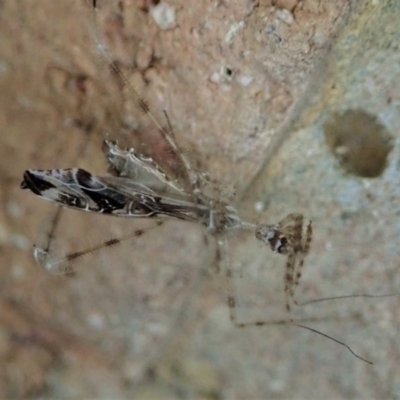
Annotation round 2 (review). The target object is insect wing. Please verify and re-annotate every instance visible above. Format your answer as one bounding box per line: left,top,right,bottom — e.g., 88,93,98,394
103,140,190,196
21,168,152,215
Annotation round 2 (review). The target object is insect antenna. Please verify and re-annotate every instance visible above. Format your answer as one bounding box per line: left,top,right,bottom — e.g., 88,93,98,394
293,323,372,364
220,236,377,365
299,292,400,305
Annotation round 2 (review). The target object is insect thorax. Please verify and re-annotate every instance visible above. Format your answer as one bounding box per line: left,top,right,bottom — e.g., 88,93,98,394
255,225,289,255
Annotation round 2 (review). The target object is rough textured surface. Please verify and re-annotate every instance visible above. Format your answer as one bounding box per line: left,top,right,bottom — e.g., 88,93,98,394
1,0,400,398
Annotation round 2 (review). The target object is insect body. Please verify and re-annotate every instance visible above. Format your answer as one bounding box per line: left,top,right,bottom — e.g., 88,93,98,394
20,0,380,366
21,137,312,312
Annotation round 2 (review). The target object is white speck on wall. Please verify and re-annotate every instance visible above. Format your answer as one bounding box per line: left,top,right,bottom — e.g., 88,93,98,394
239,75,253,87
254,201,265,213
11,264,25,280
150,2,177,30
11,234,29,250
225,21,244,43
209,71,221,84
88,313,106,329
6,201,23,219
372,209,381,219
362,180,372,189
276,9,294,25
209,66,234,90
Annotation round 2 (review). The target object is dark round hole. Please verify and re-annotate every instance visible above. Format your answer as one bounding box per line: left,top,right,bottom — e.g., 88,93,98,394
323,109,393,178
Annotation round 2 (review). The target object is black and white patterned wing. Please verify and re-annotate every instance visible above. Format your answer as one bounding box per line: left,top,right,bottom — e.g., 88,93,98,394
21,168,207,222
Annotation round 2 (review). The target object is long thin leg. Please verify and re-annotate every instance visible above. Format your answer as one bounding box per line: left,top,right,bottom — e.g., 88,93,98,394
293,221,313,294
282,214,303,310
220,234,372,364
284,252,297,311
36,207,63,258
91,1,202,193
29,111,100,272
259,213,310,310
34,219,164,274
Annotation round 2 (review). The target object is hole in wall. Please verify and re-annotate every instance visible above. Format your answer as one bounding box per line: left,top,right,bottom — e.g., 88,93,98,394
323,109,393,178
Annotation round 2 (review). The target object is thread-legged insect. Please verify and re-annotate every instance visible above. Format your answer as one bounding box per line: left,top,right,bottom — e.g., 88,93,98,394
20,0,382,366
